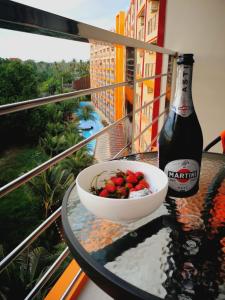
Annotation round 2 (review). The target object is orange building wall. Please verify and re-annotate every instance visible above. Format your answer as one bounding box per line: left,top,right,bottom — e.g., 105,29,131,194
115,11,125,120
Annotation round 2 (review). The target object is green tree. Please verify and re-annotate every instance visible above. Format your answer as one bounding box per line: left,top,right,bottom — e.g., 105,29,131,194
62,148,93,177
79,105,96,121
40,131,83,157
0,59,40,148
28,165,74,217
0,245,50,299
0,58,39,104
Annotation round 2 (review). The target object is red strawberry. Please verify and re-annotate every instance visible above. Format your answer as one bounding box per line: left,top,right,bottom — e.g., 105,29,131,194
134,171,144,180
126,174,138,184
99,189,109,197
105,184,116,193
135,183,145,191
106,179,115,186
114,177,124,186
138,179,149,188
130,187,137,192
125,183,133,189
117,186,127,197
111,176,118,184
126,170,135,176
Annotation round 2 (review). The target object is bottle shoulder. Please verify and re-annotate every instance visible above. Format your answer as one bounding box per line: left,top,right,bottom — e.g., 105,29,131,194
162,111,202,133
159,111,203,149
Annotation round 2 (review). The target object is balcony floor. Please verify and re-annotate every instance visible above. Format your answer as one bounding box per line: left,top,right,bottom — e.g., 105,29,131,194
78,280,112,300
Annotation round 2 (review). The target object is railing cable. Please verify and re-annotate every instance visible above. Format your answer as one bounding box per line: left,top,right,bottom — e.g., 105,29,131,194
24,247,70,300
0,114,130,198
0,206,61,273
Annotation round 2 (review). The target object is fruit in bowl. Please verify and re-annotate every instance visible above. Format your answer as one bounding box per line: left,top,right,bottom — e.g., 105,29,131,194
90,168,151,199
76,160,168,222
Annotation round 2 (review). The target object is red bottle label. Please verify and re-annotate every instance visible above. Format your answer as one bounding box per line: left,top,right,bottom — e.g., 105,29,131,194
164,159,199,192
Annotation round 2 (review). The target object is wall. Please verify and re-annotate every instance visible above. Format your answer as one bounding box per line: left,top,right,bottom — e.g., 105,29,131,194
73,76,90,90
164,0,225,152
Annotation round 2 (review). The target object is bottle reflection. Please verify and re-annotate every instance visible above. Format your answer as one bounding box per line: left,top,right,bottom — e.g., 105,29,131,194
163,177,225,300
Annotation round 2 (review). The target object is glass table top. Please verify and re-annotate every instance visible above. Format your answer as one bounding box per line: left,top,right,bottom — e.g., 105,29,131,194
62,152,225,300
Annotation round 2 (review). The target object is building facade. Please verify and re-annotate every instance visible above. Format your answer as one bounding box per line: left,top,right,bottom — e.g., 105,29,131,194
90,0,163,152
90,42,116,123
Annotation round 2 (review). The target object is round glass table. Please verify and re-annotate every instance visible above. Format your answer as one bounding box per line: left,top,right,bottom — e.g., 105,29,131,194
62,152,225,300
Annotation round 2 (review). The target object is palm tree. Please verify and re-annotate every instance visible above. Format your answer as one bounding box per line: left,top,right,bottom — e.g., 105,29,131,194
39,134,67,157
0,245,50,299
40,130,83,157
59,99,80,121
28,165,74,217
46,122,65,136
79,105,96,121
62,148,93,177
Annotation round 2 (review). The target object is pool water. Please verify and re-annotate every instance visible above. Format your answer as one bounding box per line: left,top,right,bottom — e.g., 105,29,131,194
77,102,103,154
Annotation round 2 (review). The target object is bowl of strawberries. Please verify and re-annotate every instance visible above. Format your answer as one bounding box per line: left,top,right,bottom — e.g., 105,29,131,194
76,160,168,222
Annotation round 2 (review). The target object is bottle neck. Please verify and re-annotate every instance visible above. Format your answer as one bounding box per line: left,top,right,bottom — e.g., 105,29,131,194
172,64,194,117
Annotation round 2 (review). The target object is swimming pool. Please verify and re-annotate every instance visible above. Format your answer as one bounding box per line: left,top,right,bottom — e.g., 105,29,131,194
77,102,103,154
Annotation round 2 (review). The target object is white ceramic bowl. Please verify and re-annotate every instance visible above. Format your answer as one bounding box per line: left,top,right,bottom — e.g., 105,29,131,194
76,160,168,222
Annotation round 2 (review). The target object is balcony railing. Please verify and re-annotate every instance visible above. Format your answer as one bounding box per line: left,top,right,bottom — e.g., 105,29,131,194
0,1,177,298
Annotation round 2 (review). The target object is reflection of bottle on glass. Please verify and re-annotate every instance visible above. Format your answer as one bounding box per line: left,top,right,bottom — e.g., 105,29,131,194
159,54,203,198
163,229,220,300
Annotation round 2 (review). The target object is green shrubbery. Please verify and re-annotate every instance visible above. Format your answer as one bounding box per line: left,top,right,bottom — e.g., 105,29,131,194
0,58,94,299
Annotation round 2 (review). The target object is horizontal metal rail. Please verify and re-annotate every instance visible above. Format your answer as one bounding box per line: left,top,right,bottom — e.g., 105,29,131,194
0,206,61,273
24,247,70,300
60,268,83,300
0,73,167,116
133,109,168,143
112,142,132,159
134,93,166,114
0,1,176,55
0,80,130,116
0,114,130,198
135,73,167,83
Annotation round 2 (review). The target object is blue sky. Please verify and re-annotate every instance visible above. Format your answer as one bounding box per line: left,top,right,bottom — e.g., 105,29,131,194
0,0,130,62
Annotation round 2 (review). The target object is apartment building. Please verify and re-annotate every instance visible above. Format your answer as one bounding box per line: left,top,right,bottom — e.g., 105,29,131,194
90,0,163,152
90,42,116,123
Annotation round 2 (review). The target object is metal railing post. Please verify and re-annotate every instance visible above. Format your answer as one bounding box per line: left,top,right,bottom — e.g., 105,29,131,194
132,48,138,153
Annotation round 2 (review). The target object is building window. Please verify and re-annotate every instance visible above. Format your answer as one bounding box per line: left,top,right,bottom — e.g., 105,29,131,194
145,63,150,77
147,19,152,35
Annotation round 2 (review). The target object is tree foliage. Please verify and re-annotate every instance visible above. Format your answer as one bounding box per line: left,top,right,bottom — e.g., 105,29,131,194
79,104,96,121
0,57,94,297
0,58,89,150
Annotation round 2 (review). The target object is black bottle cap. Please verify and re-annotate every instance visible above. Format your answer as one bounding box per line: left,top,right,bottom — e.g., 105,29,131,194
177,54,194,65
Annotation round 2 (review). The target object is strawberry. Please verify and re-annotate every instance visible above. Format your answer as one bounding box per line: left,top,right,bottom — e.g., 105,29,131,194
138,179,149,188
134,171,144,180
106,179,115,186
126,174,138,184
105,184,116,193
125,182,133,189
117,186,127,197
126,170,135,176
135,183,145,191
130,187,136,192
99,189,109,197
114,177,124,186
110,176,118,185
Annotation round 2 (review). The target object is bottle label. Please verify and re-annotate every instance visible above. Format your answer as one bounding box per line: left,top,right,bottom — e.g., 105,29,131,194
164,159,199,192
171,65,194,117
